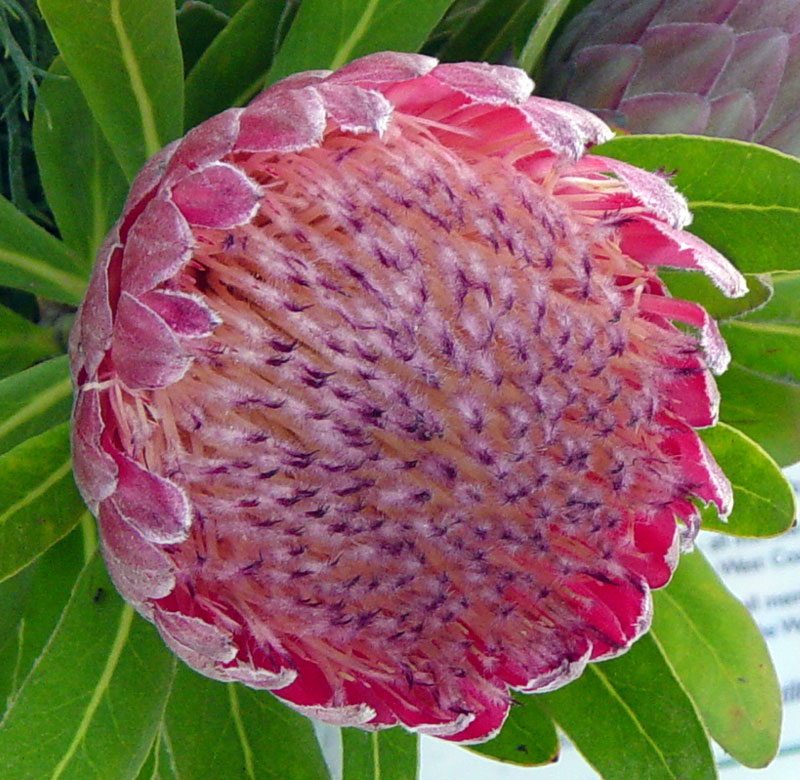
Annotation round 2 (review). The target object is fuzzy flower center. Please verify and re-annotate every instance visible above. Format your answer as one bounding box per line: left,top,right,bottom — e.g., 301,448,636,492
104,113,700,710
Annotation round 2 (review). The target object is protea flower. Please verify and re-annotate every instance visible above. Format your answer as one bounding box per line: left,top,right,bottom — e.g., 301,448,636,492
542,0,800,154
69,51,743,743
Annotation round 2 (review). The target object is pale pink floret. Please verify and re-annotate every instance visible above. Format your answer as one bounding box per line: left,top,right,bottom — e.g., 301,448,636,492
70,51,745,743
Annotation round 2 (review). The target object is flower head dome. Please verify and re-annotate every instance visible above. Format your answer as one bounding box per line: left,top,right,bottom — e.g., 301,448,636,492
70,52,744,743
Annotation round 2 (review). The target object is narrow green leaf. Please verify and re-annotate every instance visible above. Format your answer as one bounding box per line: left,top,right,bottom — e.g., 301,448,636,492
481,1,550,65
0,422,86,584
266,0,454,85
652,549,781,768
518,0,572,73
33,58,128,265
184,0,287,127
38,0,185,181
0,193,86,305
0,355,72,456
539,634,717,780
594,135,800,274
718,364,800,468
0,528,85,717
719,272,800,461
176,0,230,74
467,693,558,766
719,272,800,406
164,665,331,780
698,423,796,537
0,553,175,780
723,326,800,388
436,0,529,62
660,271,773,322
742,271,800,324
714,270,800,465
541,0,595,43
342,727,419,780
0,303,60,380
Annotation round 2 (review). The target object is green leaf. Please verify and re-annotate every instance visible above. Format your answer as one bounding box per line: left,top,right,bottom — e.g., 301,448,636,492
176,0,230,74
197,0,249,13
38,0,185,181
164,665,331,780
33,58,128,265
134,727,178,780
467,693,558,767
742,270,800,325
652,549,780,768
518,0,573,73
714,271,800,465
0,422,87,584
717,273,800,454
660,270,773,322
266,0,455,84
718,367,800,468
342,727,419,780
0,193,86,305
698,422,796,537
0,573,35,715
0,355,72,456
539,634,717,780
423,0,484,52
132,739,160,780
0,553,175,780
0,303,60,380
721,285,800,385
184,0,287,128
0,561,36,664
594,135,800,274
0,528,86,717
436,0,531,62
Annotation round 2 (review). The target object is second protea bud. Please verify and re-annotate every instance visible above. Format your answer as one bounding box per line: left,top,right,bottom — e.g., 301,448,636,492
70,52,744,742
542,0,800,154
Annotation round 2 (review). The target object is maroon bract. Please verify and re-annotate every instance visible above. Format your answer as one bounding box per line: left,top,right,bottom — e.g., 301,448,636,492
542,0,800,154
70,52,743,742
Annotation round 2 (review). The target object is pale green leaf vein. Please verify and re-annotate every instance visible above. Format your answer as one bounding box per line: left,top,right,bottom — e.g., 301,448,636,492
724,320,800,337
80,510,98,562
372,731,381,780
228,684,256,780
0,375,72,441
690,201,800,214
0,456,72,526
162,726,184,780
9,618,26,704
110,0,161,158
49,603,135,780
730,480,794,518
654,592,754,720
0,248,85,301
329,0,381,70
589,666,675,778
728,360,800,389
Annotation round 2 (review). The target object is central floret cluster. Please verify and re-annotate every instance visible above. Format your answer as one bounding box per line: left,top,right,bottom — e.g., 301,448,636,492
70,52,743,742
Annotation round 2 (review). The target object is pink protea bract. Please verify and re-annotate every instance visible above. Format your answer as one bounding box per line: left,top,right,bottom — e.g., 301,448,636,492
69,52,744,743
